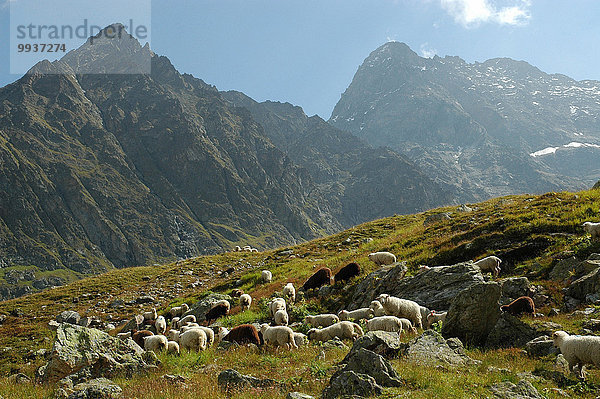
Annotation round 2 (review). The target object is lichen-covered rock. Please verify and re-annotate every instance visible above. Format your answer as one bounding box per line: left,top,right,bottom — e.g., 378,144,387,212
322,371,382,399
338,348,403,387
344,331,403,361
565,264,600,301
524,336,559,357
56,311,81,325
217,369,279,392
442,282,501,346
66,378,122,399
42,323,151,383
488,379,543,399
500,277,533,303
485,313,539,349
404,330,478,366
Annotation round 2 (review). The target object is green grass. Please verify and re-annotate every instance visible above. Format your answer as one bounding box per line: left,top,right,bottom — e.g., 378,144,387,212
1,189,600,397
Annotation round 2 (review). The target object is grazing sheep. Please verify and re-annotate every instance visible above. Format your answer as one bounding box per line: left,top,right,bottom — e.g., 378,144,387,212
231,289,244,297
170,303,189,318
179,328,207,352
180,323,201,333
334,262,361,284
243,245,252,252
274,309,289,326
500,296,535,316
250,248,259,252
419,306,431,325
260,324,298,349
268,298,287,318
214,299,231,311
425,311,447,329
239,294,252,311
293,332,308,346
261,270,273,283
473,256,502,278
223,324,261,346
338,308,374,322
399,318,417,334
369,300,386,317
583,222,600,241
155,315,167,335
213,326,230,345
132,330,154,348
302,267,332,291
366,316,404,334
305,314,340,328
234,246,242,252
171,317,180,329
168,329,180,342
193,326,215,347
144,334,168,352
205,304,229,324
307,321,364,342
116,332,131,340
553,330,600,379
167,341,180,355
283,283,296,302
143,308,157,321
177,315,197,328
375,294,422,329
368,252,397,266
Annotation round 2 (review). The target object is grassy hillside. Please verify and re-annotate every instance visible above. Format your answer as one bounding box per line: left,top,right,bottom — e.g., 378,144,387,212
1,189,600,398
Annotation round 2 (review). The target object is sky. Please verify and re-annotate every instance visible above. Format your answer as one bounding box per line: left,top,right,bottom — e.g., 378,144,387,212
1,0,599,118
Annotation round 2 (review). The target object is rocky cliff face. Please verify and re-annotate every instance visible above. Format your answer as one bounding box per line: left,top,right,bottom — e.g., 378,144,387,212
222,91,452,226
330,42,600,200
0,25,345,299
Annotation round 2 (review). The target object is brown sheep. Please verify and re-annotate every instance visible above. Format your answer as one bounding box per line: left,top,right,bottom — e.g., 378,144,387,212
500,296,535,316
132,329,154,348
334,262,360,284
205,303,229,324
223,324,261,346
302,267,332,291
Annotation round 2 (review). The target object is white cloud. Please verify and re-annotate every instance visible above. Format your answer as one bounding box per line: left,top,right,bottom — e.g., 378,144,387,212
420,43,437,58
440,0,531,28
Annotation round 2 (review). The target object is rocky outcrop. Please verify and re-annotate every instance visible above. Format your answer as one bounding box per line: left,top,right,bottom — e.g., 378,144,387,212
63,378,123,399
344,331,403,360
322,371,382,399
488,380,543,399
564,257,600,302
485,313,539,349
403,330,478,366
524,336,560,357
41,323,155,383
442,282,502,346
217,369,280,392
347,262,484,311
500,277,534,303
551,255,600,283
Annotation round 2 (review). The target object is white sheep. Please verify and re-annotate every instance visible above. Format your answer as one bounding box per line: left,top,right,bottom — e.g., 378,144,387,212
155,315,167,335
143,308,157,321
293,332,308,346
239,294,252,311
180,323,201,333
170,303,189,318
250,248,259,252
168,329,180,342
425,311,447,329
268,298,287,318
369,300,386,317
243,245,252,252
143,334,168,352
261,270,273,283
366,316,404,334
214,326,229,345
583,222,600,241
283,283,296,302
167,341,180,355
234,245,242,252
179,328,207,352
473,256,502,278
274,309,289,326
368,252,397,266
398,318,417,334
305,314,339,328
260,324,298,349
171,317,180,329
197,326,215,347
419,306,431,325
307,321,364,342
375,294,422,329
177,315,197,328
116,332,131,340
553,330,600,379
338,308,374,322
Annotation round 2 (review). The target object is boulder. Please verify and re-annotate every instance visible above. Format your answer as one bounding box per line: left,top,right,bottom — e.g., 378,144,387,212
593,181,600,190
348,262,484,311
217,369,279,392
524,336,559,357
56,311,81,325
338,348,403,387
500,277,533,303
42,323,153,383
423,212,452,226
184,293,232,323
485,313,540,349
442,282,501,346
404,330,478,366
344,331,403,361
322,371,382,399
488,380,543,399
565,264,600,301
66,378,123,399
286,393,314,399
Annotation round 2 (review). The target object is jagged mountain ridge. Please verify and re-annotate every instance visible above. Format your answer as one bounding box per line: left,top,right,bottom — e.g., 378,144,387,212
330,42,600,200
222,91,452,226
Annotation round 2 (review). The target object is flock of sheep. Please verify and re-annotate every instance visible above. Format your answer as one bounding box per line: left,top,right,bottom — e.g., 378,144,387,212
114,221,600,379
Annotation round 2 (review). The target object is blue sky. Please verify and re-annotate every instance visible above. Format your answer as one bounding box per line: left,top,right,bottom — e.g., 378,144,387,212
1,0,599,118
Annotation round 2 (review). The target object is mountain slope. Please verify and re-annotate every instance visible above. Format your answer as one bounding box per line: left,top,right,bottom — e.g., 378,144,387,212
0,25,343,299
330,42,599,200
222,91,453,226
